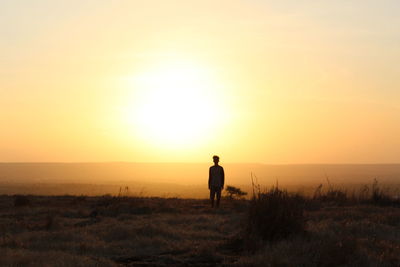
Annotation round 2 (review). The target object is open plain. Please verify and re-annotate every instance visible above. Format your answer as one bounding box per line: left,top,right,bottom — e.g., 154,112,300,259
1,193,400,266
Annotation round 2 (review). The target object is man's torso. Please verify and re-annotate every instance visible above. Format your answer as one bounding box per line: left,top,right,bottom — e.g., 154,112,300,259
209,165,224,188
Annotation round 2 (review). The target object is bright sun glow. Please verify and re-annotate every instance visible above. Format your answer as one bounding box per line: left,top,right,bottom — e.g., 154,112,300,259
122,60,226,147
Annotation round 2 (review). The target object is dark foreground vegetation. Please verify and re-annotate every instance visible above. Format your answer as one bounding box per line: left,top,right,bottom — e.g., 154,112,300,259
1,183,400,266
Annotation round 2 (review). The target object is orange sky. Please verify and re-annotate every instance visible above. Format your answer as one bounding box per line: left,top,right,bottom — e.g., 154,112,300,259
1,1,400,163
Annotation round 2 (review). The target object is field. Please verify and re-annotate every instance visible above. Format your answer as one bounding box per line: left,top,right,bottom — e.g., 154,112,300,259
1,192,400,266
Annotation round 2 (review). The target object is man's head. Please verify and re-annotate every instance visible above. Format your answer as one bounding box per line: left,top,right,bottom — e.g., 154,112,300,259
213,155,220,165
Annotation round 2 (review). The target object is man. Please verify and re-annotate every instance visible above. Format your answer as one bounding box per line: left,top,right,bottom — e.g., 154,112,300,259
208,155,225,208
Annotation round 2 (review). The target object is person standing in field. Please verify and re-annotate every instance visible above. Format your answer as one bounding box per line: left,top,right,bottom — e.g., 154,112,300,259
209,155,225,208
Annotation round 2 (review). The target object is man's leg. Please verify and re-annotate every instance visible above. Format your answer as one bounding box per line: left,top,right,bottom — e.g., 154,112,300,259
210,188,215,207
216,188,221,207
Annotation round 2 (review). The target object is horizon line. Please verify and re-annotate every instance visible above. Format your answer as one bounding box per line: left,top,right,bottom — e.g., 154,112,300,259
1,161,400,165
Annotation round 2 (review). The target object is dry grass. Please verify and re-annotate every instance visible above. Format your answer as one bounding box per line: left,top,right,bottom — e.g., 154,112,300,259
0,195,245,266
245,187,305,248
0,186,400,266
235,204,400,266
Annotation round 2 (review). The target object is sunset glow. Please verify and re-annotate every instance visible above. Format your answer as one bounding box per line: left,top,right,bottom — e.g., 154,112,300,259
1,1,400,163
121,60,227,147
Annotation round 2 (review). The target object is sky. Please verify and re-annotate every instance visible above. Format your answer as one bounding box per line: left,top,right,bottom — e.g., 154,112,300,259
1,0,400,163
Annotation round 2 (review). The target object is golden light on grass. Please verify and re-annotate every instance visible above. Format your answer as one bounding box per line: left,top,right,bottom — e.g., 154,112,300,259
121,59,228,148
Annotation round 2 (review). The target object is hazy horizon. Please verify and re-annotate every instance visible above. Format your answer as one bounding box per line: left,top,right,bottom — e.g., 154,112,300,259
1,162,400,197
2,161,400,164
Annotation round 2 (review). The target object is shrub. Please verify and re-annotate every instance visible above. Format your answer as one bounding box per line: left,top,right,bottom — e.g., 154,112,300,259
245,186,305,247
225,185,247,200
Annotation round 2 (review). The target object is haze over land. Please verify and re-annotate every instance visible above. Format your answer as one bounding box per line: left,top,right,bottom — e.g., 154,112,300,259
1,163,400,197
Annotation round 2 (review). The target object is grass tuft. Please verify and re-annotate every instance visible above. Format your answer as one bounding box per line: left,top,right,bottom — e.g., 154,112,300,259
245,186,305,248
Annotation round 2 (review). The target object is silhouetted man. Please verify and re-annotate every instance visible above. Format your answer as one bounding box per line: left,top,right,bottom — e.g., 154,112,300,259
209,155,225,208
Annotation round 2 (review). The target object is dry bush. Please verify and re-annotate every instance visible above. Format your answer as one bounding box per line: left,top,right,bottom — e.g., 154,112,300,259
245,186,305,248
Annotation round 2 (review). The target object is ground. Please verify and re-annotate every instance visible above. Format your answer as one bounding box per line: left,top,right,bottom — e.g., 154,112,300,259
0,195,400,266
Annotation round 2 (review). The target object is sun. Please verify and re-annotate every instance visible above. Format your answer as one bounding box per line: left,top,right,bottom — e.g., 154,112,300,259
122,60,226,147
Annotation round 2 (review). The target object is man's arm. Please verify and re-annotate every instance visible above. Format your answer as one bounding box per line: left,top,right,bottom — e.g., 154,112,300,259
221,167,225,189
208,167,211,189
